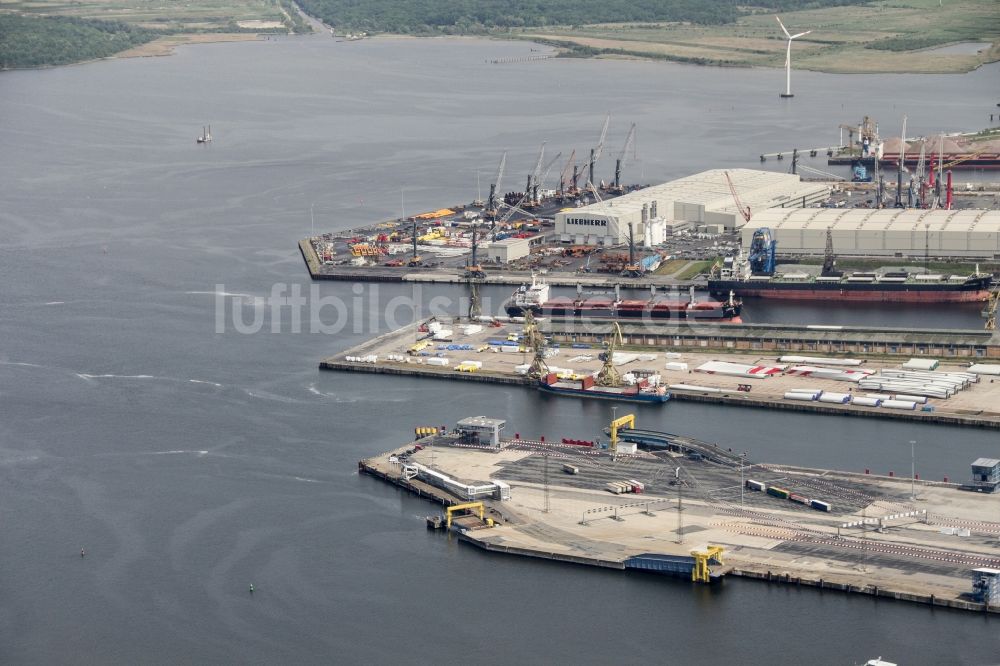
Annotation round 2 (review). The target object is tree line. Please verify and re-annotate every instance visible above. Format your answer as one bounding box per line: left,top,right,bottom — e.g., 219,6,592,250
0,15,157,69
295,0,871,34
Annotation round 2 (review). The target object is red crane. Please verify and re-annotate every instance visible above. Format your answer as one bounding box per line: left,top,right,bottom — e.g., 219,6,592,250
725,171,751,224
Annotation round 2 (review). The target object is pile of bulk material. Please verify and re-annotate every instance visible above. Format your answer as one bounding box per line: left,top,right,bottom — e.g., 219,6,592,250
785,366,874,382
695,361,785,378
857,368,979,400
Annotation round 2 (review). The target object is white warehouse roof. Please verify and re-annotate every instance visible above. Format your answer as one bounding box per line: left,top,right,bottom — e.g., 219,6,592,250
578,168,828,222
555,169,830,244
741,208,1000,258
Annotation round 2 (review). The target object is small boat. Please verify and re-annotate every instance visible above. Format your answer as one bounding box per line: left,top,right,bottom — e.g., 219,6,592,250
197,125,212,144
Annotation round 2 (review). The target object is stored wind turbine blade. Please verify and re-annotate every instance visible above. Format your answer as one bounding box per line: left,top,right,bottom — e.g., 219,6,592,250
775,15,791,39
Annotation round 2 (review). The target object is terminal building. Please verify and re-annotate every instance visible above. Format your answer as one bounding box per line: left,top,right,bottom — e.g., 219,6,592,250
740,208,1000,259
554,169,830,246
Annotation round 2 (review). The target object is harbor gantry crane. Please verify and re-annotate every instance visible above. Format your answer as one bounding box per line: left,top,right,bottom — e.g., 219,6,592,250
595,321,624,387
525,141,546,207
915,143,927,208
821,227,838,276
532,151,562,206
894,115,908,209
621,223,643,278
521,310,550,379
611,122,637,193
558,150,576,197
464,221,487,280
485,151,507,221
587,113,610,193
985,288,998,331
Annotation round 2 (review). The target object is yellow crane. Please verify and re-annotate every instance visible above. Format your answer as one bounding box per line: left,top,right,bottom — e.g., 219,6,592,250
609,413,635,454
445,501,485,529
595,321,624,387
691,545,725,583
985,289,998,331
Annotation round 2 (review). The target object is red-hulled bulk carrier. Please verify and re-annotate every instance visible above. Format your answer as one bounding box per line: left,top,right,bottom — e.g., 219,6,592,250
505,279,742,322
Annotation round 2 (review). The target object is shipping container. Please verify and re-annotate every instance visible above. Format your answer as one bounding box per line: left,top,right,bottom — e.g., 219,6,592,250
789,493,809,504
810,500,832,512
745,480,766,492
766,486,790,499
562,464,579,475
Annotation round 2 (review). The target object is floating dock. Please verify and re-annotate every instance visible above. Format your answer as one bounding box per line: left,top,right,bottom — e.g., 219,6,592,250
360,421,1000,613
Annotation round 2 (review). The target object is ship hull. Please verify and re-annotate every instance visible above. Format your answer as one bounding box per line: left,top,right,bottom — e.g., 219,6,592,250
505,303,742,322
708,279,992,303
538,382,671,403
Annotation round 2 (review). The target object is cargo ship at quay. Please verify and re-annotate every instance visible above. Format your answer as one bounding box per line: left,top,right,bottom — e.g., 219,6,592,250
709,253,993,304
506,279,743,322
709,270,993,303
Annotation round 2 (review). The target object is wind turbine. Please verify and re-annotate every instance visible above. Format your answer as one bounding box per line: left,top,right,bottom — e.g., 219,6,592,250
776,16,812,98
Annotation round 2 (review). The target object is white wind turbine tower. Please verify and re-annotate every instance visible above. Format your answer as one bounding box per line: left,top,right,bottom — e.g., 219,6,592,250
776,16,812,98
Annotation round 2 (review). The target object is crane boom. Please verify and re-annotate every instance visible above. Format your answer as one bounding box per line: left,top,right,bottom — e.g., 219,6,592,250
725,171,751,223
538,151,563,189
593,113,610,163
613,122,637,190
559,149,576,194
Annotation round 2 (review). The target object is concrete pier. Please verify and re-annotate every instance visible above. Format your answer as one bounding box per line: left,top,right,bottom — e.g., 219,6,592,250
324,320,1000,429
360,430,1000,614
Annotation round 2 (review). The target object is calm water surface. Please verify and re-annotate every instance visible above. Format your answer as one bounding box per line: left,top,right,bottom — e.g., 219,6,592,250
1,35,998,663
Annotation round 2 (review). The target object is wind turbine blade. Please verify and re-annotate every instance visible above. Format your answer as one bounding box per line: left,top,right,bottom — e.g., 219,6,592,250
790,30,812,40
775,15,791,39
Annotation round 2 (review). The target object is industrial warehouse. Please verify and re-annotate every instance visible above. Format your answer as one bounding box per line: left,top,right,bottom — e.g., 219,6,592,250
741,208,1000,259
554,168,830,245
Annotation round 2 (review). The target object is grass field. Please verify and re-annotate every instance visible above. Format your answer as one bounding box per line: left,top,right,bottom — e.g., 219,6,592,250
0,0,311,65
675,259,717,280
519,0,1000,73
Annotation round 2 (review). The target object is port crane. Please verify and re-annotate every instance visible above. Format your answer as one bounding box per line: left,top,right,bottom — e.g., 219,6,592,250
521,310,550,379
524,142,546,208
724,170,752,225
595,321,624,387
609,413,635,455
621,223,643,278
530,151,563,207
586,113,611,194
464,222,487,280
611,123,637,193
558,150,576,196
485,151,507,220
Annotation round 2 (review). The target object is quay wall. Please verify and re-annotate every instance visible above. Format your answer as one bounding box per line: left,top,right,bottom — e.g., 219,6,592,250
358,451,998,615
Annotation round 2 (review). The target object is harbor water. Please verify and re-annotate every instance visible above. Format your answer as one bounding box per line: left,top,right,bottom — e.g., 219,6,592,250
1,34,998,663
